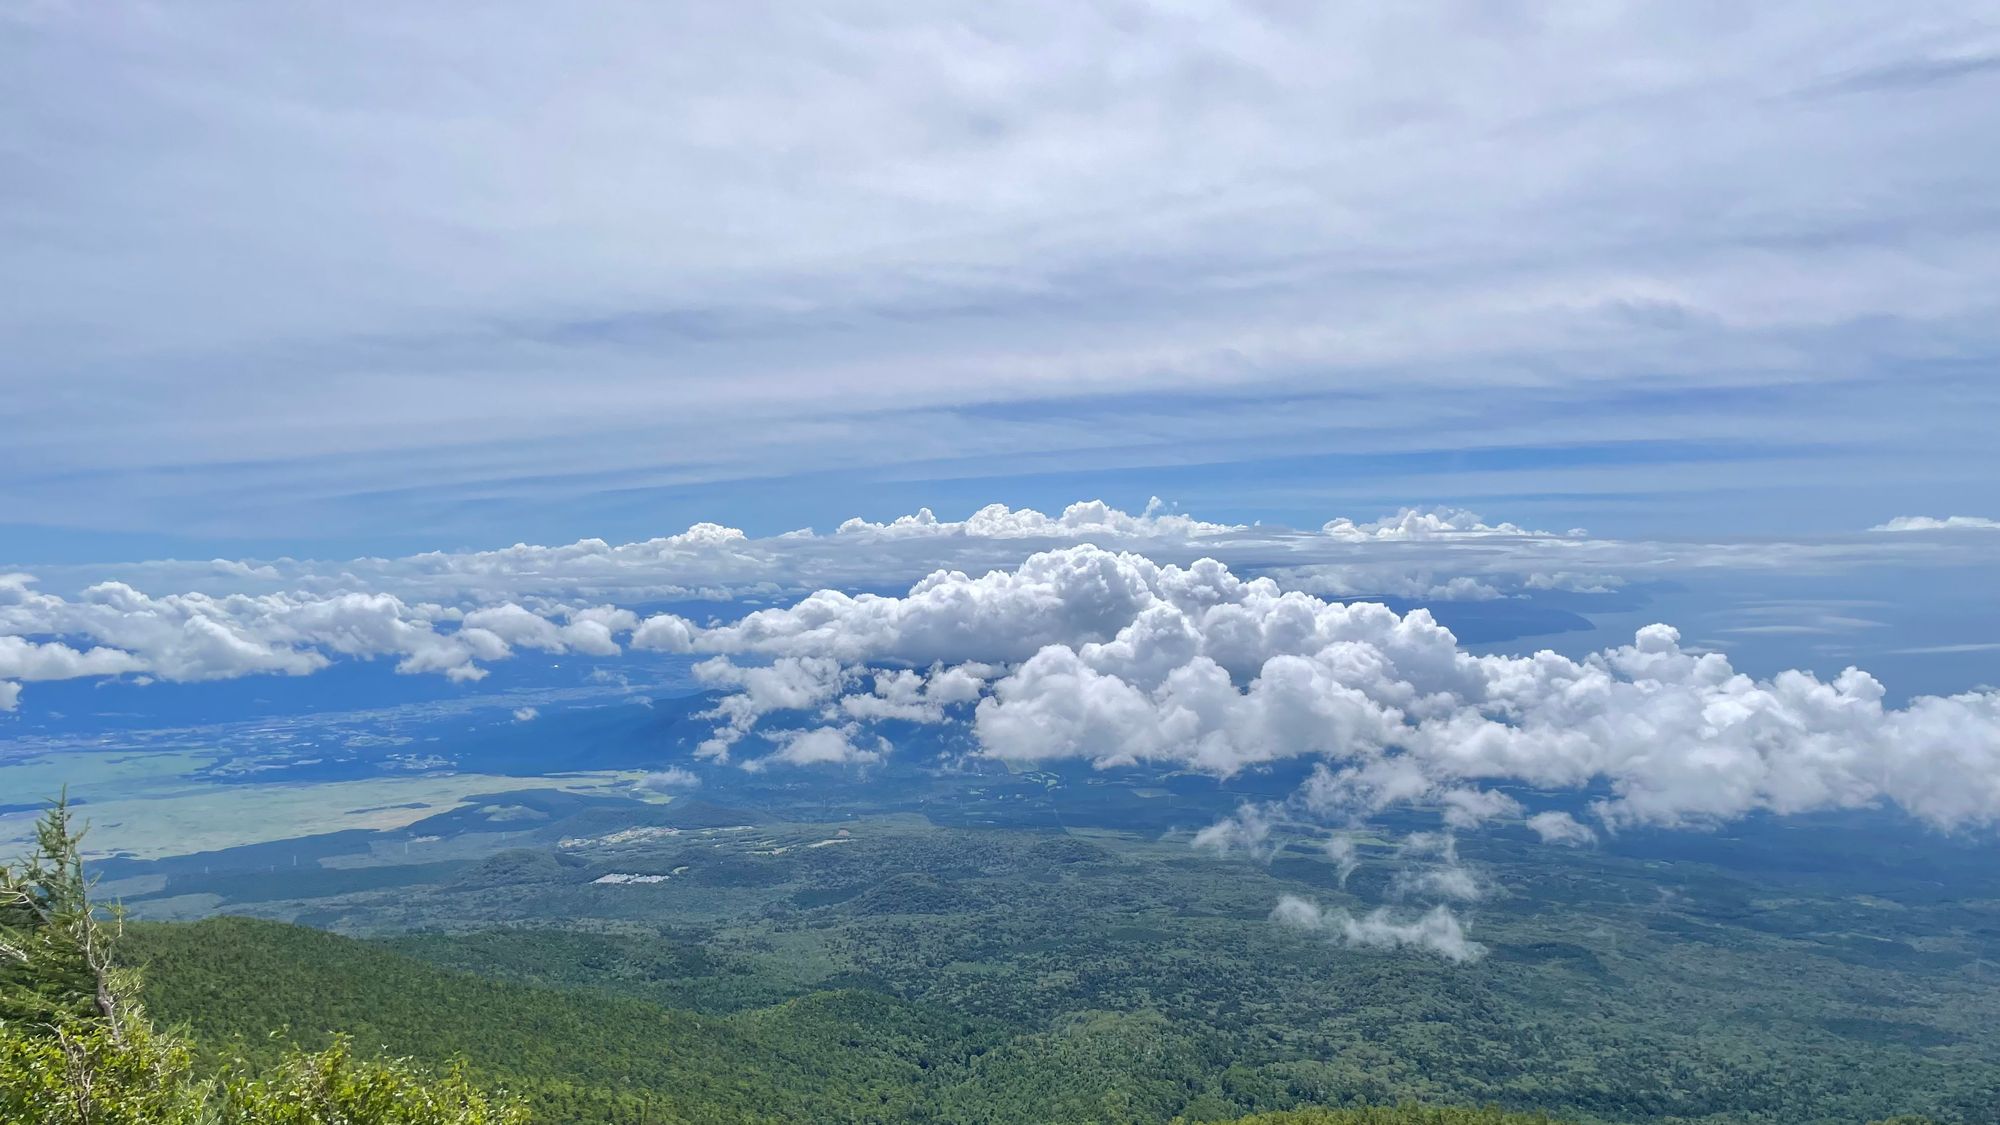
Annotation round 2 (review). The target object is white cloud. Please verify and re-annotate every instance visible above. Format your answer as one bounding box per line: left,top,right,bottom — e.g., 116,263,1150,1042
1325,835,1360,888
1192,803,1282,859
15,497,1986,634
1438,788,1523,830
1271,895,1485,962
838,664,990,725
1263,565,1504,602
681,545,2000,830
699,546,1172,667
1889,642,2000,656
835,498,1240,540
3,499,1994,770
1522,572,1626,594
1321,507,1569,541
692,656,853,762
631,613,698,653
1270,894,1326,931
641,766,701,792
512,706,539,723
1393,865,1485,903
0,635,148,681
210,559,279,580
0,572,639,699
0,681,19,712
1526,811,1597,847
750,725,886,771
1872,515,2000,531
1387,831,1486,903
8,6,1996,541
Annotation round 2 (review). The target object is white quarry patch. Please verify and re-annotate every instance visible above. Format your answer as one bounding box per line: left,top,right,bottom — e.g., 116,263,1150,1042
806,837,854,848
559,826,682,848
592,872,670,885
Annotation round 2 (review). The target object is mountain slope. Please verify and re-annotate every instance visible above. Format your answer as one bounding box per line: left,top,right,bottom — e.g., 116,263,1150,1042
126,917,1003,1124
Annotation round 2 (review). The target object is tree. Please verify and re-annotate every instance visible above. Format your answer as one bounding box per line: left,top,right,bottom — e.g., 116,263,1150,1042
0,793,133,1034
0,798,526,1125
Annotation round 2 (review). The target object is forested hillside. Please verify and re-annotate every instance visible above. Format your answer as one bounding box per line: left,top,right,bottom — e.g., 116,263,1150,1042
101,790,1999,1125
5,797,1979,1124
127,917,1007,1124
117,917,1944,1125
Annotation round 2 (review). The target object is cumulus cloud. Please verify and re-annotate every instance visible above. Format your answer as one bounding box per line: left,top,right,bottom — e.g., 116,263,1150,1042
1522,572,1626,594
0,499,1281,709
29,497,1972,621
699,546,1173,667
1264,565,1504,602
1192,802,1282,859
641,767,701,792
692,656,853,761
1438,789,1523,830
835,498,1240,540
751,725,887,771
462,604,633,657
680,545,2000,830
838,664,990,724
631,613,698,653
1321,507,1572,541
4,499,1994,754
0,571,645,702
210,559,279,580
1271,895,1484,962
1871,516,2000,531
1526,811,1598,847
0,635,148,681
512,706,539,723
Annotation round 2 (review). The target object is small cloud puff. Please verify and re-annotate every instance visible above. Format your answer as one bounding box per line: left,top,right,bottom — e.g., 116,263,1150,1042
748,725,886,771
1271,895,1485,962
1526,811,1598,846
641,766,701,792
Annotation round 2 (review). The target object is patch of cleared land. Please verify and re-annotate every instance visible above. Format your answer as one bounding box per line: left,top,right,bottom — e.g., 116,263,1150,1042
0,769,657,859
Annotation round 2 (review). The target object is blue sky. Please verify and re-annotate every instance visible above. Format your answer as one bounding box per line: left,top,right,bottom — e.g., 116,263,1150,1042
4,2,1999,562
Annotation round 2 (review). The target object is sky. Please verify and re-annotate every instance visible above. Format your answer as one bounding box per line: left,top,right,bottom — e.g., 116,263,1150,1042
3,1,1999,561
3,4,1999,855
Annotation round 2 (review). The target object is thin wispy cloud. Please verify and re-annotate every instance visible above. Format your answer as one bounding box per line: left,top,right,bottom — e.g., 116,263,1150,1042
3,3,1997,548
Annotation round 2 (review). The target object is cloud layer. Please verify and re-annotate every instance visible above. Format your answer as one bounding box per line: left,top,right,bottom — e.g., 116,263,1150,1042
4,4,1998,542
678,544,2000,830
4,499,1995,727
7,500,1994,960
